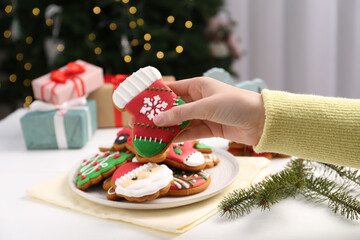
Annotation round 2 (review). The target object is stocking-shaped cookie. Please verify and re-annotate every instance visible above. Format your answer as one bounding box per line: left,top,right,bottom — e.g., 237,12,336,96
112,66,190,162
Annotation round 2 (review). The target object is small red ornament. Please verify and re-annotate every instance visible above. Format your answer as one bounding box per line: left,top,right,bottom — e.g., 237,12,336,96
92,161,99,166
126,150,131,154
80,175,86,180
103,152,110,157
113,153,120,159
77,172,81,176
96,167,101,171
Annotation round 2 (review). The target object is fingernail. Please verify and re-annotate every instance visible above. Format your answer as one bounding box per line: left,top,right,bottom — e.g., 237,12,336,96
153,114,164,125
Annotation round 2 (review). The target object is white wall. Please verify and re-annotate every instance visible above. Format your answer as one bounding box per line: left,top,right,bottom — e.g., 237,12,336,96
226,0,360,98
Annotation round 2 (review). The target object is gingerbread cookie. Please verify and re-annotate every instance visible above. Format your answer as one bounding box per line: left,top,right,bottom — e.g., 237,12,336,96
75,151,134,190
164,141,207,172
227,141,290,159
110,162,174,202
193,141,213,154
168,169,211,196
112,66,190,163
102,178,121,201
203,154,220,168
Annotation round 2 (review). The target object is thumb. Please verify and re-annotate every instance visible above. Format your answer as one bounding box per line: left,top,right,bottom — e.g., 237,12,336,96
153,99,208,126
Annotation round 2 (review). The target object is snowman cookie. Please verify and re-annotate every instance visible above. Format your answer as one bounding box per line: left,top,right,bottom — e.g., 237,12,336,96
110,162,174,202
112,66,191,163
75,151,134,190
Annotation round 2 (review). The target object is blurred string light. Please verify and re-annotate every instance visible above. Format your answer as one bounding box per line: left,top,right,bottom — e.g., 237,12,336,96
129,6,137,14
24,62,32,71
137,18,144,26
176,45,183,53
57,44,64,52
3,30,11,38
94,47,102,55
109,23,117,31
124,55,132,63
5,5,12,13
25,36,33,44
9,74,17,83
88,33,96,41
93,6,101,14
122,0,129,3
167,16,175,23
25,96,33,104
185,20,193,28
32,8,40,16
45,18,53,26
156,51,164,59
144,33,151,41
23,79,31,87
131,39,139,46
16,53,24,61
129,21,136,29
144,43,151,51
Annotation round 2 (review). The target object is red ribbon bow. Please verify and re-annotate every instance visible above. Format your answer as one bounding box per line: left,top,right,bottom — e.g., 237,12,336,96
41,62,87,104
104,74,129,88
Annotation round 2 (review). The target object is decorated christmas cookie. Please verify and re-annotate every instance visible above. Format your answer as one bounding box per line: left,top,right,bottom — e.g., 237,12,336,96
193,141,213,154
75,151,134,190
203,154,220,168
112,66,190,163
227,141,290,159
165,141,207,172
168,169,211,196
98,127,136,154
102,178,121,201
111,162,174,202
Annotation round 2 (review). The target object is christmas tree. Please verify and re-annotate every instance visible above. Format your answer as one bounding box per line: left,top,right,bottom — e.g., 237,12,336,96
0,0,238,117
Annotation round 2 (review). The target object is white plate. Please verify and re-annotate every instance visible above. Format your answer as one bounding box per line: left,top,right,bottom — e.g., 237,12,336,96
68,148,239,210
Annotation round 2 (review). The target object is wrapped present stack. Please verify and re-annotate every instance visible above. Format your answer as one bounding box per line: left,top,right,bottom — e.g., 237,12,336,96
20,60,104,149
88,74,176,128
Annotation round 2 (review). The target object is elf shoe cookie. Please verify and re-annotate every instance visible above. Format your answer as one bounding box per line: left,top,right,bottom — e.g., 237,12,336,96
110,162,174,202
75,151,134,190
112,66,190,163
168,169,211,196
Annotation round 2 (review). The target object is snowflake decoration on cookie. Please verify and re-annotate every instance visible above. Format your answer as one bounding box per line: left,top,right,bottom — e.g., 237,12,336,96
140,95,168,120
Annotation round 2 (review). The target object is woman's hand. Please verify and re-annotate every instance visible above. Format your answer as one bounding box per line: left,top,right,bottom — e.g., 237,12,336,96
153,77,266,145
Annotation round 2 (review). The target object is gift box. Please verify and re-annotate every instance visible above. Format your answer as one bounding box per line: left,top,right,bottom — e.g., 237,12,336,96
20,100,97,149
32,60,104,105
88,74,176,128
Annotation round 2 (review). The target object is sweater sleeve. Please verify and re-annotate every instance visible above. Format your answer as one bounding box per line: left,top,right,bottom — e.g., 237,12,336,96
253,89,360,168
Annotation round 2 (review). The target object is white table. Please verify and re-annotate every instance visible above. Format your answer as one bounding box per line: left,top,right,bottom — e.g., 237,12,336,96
1,109,360,240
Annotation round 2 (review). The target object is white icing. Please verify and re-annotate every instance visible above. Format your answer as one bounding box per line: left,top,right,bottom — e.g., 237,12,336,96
184,151,205,167
174,178,191,189
79,152,115,176
114,164,173,197
140,95,168,120
113,66,161,109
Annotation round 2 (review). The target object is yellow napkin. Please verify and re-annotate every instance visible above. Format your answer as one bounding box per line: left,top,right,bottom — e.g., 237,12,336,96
27,157,271,233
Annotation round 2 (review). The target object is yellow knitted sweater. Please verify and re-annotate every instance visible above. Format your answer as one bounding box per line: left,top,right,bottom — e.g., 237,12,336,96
254,89,360,168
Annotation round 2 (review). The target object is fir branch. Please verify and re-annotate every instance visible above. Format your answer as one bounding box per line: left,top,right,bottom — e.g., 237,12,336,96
219,186,256,219
302,175,360,220
319,163,360,187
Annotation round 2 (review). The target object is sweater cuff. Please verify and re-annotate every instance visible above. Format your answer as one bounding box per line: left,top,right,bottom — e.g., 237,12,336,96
253,89,360,168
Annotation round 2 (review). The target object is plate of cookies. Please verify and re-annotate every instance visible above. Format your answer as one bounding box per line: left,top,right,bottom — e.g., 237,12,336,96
69,67,240,209
68,129,239,210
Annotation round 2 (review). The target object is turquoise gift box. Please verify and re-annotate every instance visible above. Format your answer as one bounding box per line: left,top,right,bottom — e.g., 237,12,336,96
20,100,97,149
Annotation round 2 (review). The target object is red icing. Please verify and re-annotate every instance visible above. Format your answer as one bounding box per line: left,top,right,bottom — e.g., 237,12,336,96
125,80,180,143
167,141,199,164
96,167,101,171
113,153,120,159
103,152,110,157
86,161,90,165
80,175,86,180
77,172,81,176
111,162,144,183
95,153,99,157
92,161,99,166
82,159,87,162
126,150,131,154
